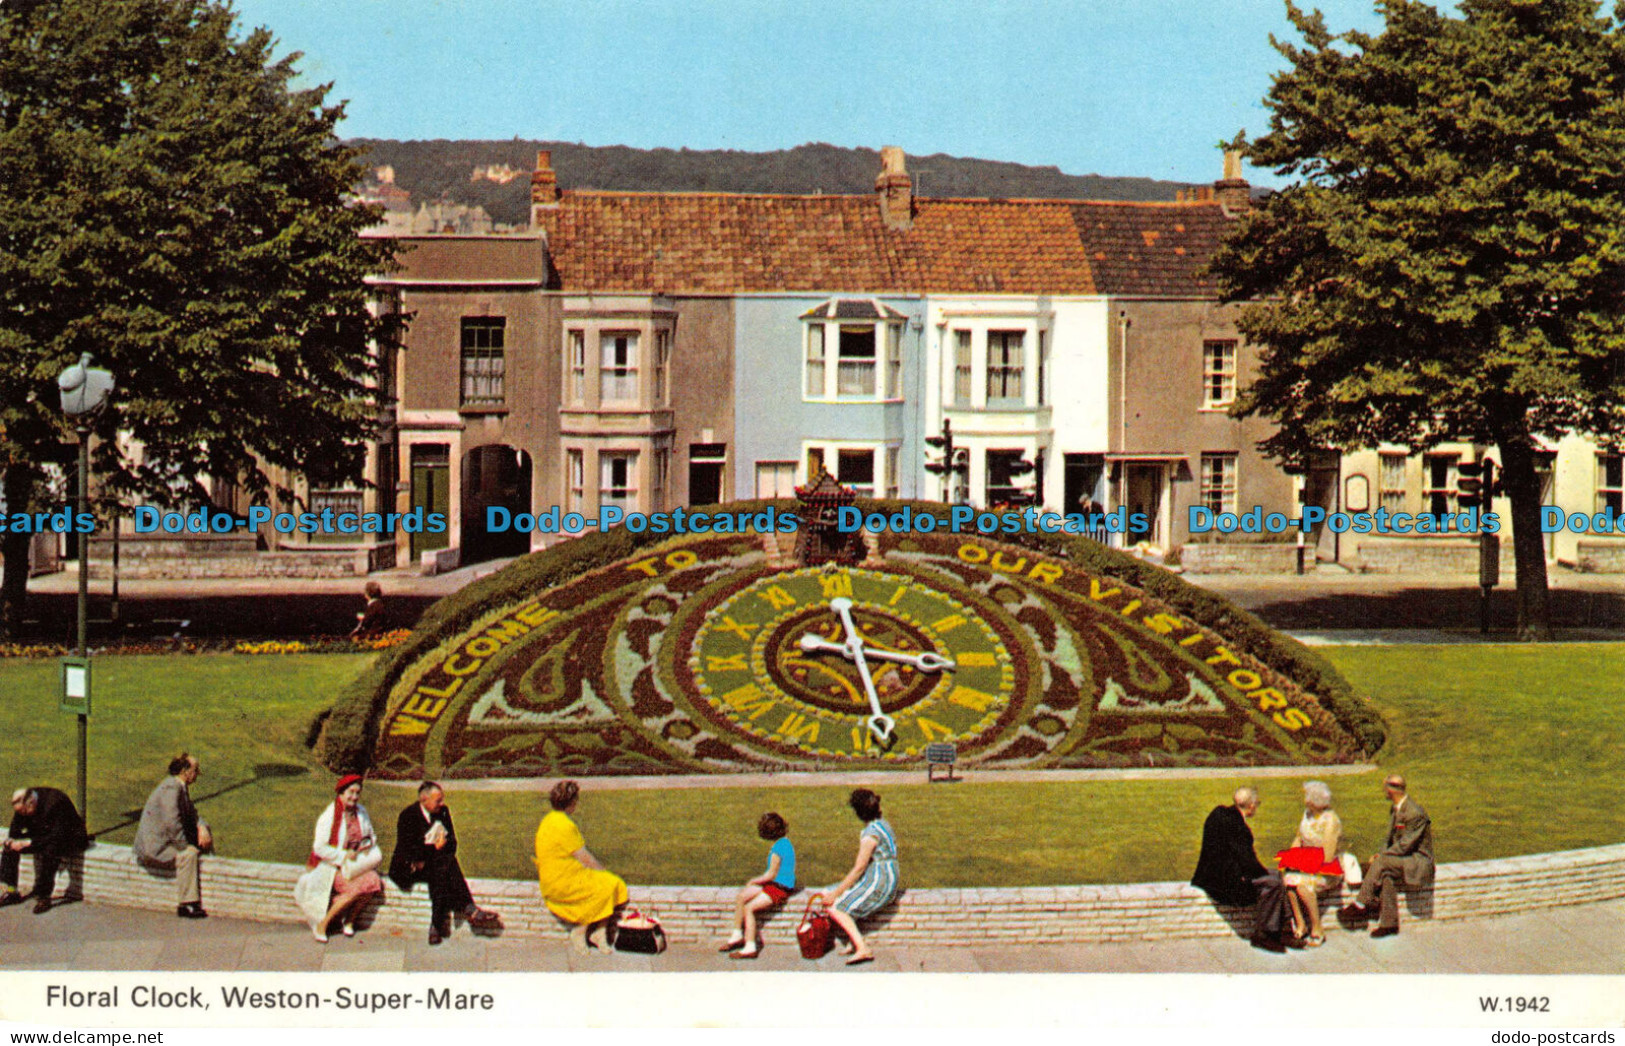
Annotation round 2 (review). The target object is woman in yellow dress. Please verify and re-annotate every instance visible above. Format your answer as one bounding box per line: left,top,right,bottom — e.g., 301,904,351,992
534,780,628,953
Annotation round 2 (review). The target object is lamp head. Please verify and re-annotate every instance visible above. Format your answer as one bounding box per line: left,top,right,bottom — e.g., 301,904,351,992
58,353,114,417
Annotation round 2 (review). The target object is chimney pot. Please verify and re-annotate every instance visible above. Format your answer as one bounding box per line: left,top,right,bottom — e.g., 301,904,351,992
530,149,560,224
875,145,913,231
1214,149,1250,216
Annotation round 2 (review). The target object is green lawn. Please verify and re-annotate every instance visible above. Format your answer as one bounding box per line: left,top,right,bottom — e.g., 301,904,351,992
1,645,1620,889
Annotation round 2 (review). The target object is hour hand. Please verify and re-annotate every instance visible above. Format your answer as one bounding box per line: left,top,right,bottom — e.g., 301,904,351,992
797,634,955,673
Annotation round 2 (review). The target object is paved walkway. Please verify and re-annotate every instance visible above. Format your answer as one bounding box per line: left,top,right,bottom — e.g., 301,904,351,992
3,896,1620,975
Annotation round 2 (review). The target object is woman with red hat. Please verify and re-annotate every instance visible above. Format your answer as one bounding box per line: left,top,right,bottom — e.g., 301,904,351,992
294,774,384,943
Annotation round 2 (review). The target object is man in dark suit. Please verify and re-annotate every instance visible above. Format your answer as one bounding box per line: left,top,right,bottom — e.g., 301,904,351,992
2,787,89,913
1342,774,1434,937
1190,785,1289,950
387,781,499,945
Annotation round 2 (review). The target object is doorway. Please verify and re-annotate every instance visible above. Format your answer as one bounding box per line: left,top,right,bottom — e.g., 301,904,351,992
689,443,726,505
409,444,450,561
1124,463,1165,546
460,444,532,564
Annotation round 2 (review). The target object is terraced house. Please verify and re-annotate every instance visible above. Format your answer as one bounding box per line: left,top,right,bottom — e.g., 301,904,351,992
359,147,1328,572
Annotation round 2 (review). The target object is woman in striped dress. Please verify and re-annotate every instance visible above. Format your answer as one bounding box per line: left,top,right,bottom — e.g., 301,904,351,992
820,788,898,965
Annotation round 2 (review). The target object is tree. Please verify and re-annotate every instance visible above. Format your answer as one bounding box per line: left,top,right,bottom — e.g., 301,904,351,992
1212,0,1625,640
0,0,399,635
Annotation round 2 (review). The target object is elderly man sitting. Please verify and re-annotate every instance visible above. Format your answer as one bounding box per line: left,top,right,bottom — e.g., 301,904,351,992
2,787,89,913
132,754,213,919
1190,785,1290,950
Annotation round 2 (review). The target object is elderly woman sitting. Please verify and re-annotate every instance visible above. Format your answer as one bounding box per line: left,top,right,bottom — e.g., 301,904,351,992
533,780,628,953
1284,779,1343,946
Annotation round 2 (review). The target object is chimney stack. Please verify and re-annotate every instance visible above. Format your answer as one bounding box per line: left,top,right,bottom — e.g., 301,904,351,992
875,146,913,231
1214,148,1250,216
530,150,560,225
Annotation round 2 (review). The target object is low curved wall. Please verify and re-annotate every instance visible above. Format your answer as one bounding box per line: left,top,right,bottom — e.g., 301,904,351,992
21,841,1625,947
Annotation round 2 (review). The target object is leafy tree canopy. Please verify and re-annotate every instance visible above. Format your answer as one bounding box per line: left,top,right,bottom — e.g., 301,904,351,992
1211,0,1625,637
0,0,396,511
1215,0,1625,456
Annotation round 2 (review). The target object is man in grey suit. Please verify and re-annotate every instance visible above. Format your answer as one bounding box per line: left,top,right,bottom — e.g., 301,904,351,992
132,754,212,919
1342,774,1433,937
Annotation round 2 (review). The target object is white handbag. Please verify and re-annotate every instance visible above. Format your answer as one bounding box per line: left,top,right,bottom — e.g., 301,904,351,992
1339,851,1363,887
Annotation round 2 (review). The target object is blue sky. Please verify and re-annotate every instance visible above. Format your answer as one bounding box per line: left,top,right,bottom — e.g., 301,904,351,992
231,0,1386,187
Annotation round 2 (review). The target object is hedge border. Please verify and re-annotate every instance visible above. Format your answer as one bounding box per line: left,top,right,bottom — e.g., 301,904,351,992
315,499,1386,771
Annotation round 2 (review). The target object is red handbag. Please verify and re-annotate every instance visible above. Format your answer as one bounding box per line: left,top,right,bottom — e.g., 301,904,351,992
796,896,833,960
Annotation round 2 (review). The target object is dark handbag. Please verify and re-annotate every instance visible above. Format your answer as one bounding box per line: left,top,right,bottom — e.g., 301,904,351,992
612,908,667,954
796,896,833,960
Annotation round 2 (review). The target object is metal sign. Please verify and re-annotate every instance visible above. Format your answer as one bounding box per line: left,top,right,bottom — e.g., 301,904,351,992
60,656,91,716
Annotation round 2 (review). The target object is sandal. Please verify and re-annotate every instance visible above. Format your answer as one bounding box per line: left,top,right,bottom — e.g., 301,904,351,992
1304,934,1325,948
845,953,875,966
718,935,746,953
731,945,760,960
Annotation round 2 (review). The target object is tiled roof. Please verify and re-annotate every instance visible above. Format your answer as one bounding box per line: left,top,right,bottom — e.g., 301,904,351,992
537,191,1233,298
1070,202,1231,296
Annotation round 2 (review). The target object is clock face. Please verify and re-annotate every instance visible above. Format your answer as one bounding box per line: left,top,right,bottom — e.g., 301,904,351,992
683,567,1014,759
368,530,1363,779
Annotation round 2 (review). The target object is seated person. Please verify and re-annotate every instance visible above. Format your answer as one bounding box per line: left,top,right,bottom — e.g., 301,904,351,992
2,787,89,913
1282,779,1342,946
534,780,628,953
1190,785,1289,950
719,812,795,959
387,781,499,945
132,754,213,919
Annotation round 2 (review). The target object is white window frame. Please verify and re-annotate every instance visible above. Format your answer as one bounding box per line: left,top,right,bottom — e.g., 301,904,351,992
755,461,798,499
566,449,585,512
567,330,586,405
803,321,904,402
600,331,639,405
1379,452,1407,515
599,450,638,514
1423,454,1458,516
801,441,898,498
652,447,669,512
1198,453,1238,516
986,330,1025,406
1598,452,1623,515
952,329,973,407
459,317,506,407
1202,340,1237,409
654,329,671,407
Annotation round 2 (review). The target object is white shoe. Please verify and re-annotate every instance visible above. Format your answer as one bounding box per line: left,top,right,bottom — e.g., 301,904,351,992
313,928,329,944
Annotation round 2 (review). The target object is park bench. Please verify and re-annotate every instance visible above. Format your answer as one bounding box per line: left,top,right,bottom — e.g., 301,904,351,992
925,742,958,782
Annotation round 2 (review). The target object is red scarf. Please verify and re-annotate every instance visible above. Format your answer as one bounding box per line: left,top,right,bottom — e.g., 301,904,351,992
305,798,351,870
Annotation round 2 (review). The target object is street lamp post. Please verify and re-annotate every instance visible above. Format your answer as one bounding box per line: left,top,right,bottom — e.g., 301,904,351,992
56,354,114,824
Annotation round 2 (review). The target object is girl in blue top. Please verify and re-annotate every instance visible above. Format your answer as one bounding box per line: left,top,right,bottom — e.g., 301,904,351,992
720,812,795,959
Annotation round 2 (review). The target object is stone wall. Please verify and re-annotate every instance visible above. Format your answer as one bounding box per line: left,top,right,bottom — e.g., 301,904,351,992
86,538,395,579
1180,543,1303,575
1574,540,1625,573
1351,540,1480,574
21,841,1625,947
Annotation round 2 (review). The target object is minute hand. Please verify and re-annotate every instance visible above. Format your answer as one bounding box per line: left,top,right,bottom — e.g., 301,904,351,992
829,597,895,744
797,634,956,672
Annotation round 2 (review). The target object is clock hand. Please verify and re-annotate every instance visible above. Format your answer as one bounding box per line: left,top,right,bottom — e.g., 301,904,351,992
828,597,894,745
797,634,956,673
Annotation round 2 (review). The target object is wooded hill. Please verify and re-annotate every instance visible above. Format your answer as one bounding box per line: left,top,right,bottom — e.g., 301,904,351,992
350,139,1200,226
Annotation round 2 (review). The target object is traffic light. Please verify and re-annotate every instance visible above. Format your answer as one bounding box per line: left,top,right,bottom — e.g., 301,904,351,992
1457,457,1498,512
925,419,969,503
